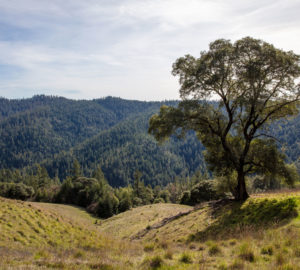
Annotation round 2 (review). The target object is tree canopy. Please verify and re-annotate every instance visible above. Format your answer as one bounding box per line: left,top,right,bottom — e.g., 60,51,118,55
149,37,300,200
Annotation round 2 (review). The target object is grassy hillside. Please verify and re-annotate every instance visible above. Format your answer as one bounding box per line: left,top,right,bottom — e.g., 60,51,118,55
2,191,300,269
100,191,300,269
99,203,192,239
0,197,143,269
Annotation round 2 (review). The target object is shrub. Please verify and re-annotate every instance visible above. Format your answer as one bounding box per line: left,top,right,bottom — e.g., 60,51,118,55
180,191,191,205
133,197,143,207
153,197,165,204
0,182,34,200
189,180,221,205
97,193,119,218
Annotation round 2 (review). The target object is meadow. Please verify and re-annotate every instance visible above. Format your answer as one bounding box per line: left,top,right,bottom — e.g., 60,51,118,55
1,191,300,269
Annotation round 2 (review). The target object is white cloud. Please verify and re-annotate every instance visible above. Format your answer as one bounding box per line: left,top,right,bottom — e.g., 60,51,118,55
0,0,300,100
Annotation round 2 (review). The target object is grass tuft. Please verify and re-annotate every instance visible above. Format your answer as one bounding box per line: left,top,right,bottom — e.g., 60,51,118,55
208,243,222,256
149,255,163,269
144,243,155,252
261,246,273,256
179,252,193,264
238,243,255,262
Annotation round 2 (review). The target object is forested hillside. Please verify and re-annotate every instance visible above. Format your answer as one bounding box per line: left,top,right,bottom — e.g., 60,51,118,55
0,95,299,187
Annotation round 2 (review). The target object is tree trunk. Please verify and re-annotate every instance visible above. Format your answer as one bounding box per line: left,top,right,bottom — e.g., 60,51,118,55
234,170,249,201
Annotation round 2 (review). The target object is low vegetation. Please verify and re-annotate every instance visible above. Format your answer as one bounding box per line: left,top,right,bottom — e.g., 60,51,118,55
4,191,299,269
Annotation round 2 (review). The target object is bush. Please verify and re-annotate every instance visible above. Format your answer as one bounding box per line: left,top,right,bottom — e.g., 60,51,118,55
118,195,132,212
0,182,34,200
180,191,191,205
153,197,165,204
133,197,143,207
97,193,119,218
189,180,221,205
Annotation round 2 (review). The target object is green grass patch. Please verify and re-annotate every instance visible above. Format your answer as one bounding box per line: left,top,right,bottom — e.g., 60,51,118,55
194,197,299,241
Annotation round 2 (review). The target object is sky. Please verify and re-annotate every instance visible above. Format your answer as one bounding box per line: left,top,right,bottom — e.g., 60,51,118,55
0,0,300,101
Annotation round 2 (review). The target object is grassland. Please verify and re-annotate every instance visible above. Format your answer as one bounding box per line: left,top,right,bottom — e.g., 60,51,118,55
2,191,300,269
0,198,142,269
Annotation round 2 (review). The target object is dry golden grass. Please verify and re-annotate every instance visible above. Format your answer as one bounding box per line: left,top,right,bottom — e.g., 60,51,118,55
0,197,142,269
2,192,300,269
98,203,192,240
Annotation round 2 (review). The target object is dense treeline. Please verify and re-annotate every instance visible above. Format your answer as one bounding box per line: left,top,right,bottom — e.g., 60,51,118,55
0,95,167,170
1,95,300,189
43,112,207,186
1,159,296,218
0,161,194,218
0,95,207,186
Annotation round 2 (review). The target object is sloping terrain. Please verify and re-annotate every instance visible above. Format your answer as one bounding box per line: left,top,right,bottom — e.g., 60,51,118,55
2,192,300,269
99,191,300,269
0,197,142,269
98,203,192,239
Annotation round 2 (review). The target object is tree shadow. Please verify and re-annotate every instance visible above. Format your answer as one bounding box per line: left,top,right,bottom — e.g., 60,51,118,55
191,197,298,242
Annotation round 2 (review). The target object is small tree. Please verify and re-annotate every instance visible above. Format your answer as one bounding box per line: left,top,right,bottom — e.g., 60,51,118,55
149,37,300,201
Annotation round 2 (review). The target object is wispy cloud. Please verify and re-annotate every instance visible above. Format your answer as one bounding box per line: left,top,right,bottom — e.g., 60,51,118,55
0,0,299,100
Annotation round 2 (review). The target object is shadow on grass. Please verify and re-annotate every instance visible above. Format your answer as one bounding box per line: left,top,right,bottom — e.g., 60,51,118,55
190,197,298,242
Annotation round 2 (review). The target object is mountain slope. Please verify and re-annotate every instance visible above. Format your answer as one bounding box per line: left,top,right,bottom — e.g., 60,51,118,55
1,95,300,188
0,96,166,170
43,110,206,186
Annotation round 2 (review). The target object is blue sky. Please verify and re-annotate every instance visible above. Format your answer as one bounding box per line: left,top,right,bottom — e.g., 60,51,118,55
0,0,300,101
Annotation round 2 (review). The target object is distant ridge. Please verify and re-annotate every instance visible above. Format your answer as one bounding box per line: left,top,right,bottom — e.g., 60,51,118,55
0,95,299,187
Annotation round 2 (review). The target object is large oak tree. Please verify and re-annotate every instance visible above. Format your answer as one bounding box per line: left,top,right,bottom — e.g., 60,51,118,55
149,37,300,201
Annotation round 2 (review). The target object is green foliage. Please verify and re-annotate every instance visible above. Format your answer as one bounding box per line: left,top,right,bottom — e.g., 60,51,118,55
0,96,207,187
0,182,34,200
117,187,133,212
180,191,191,205
1,94,300,195
180,180,223,205
97,192,119,218
149,37,300,200
190,180,221,204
